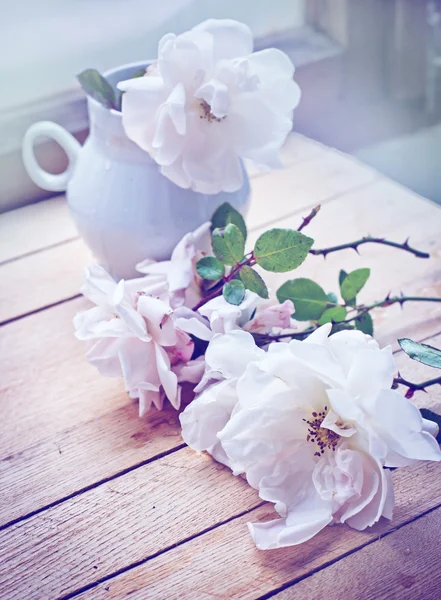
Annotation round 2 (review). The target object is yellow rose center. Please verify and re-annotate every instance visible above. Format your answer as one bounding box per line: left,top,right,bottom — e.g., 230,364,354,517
199,100,226,123
303,406,341,457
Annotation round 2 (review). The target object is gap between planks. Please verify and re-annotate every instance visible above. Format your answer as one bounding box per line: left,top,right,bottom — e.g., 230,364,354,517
64,502,441,600
256,505,441,600
54,461,441,600
0,442,185,533
59,502,267,600
265,505,441,600
72,498,441,600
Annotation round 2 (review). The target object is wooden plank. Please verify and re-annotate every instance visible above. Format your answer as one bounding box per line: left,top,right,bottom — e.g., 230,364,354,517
246,132,324,177
0,192,440,526
0,298,183,526
0,448,261,600
70,460,441,600
0,196,77,264
247,147,377,230
0,134,322,266
0,239,92,324
274,507,441,600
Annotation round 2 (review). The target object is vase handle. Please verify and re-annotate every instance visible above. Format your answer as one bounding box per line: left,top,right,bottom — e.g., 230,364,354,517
22,121,81,192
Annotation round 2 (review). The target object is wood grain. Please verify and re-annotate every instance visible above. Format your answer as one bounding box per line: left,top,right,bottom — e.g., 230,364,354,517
247,146,377,230
274,507,441,600
0,298,128,459
0,447,261,600
0,196,77,264
0,298,183,527
0,239,92,324
73,461,441,600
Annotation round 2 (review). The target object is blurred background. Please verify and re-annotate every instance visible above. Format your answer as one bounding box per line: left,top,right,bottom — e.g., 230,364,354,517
2,0,441,211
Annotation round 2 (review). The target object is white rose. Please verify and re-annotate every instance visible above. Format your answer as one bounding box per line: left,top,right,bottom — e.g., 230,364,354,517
180,330,264,467
118,19,301,194
74,265,197,414
184,324,441,549
136,221,212,309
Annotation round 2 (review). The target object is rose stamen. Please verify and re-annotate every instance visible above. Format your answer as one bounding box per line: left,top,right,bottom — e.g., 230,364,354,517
303,406,341,457
199,100,226,123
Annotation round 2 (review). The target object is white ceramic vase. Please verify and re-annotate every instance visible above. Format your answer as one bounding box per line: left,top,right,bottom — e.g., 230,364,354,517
22,61,251,279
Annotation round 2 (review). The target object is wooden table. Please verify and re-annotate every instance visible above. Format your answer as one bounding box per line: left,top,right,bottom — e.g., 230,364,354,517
1,135,441,600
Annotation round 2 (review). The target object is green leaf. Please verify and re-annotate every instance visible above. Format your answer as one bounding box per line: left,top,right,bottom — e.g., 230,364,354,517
131,69,146,78
196,257,225,280
212,224,245,266
326,292,338,305
223,280,246,305
340,268,370,302
238,266,269,299
77,69,116,109
339,270,348,287
211,202,247,241
277,278,327,321
420,409,441,443
355,312,374,336
339,270,357,306
254,229,314,273
318,306,347,325
398,338,441,369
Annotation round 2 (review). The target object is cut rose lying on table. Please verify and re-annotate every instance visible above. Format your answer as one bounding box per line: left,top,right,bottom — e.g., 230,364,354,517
74,202,441,550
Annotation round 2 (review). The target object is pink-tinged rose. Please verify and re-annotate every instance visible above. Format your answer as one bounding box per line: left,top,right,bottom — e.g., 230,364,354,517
244,299,294,334
197,291,258,334
167,328,195,366
74,265,201,414
136,221,211,308
74,264,153,340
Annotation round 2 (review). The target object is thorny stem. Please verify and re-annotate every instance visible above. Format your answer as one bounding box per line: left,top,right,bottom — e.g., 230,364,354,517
309,237,430,259
344,295,441,323
298,205,321,232
252,295,441,346
226,252,256,281
393,375,441,399
252,328,315,345
192,252,256,311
